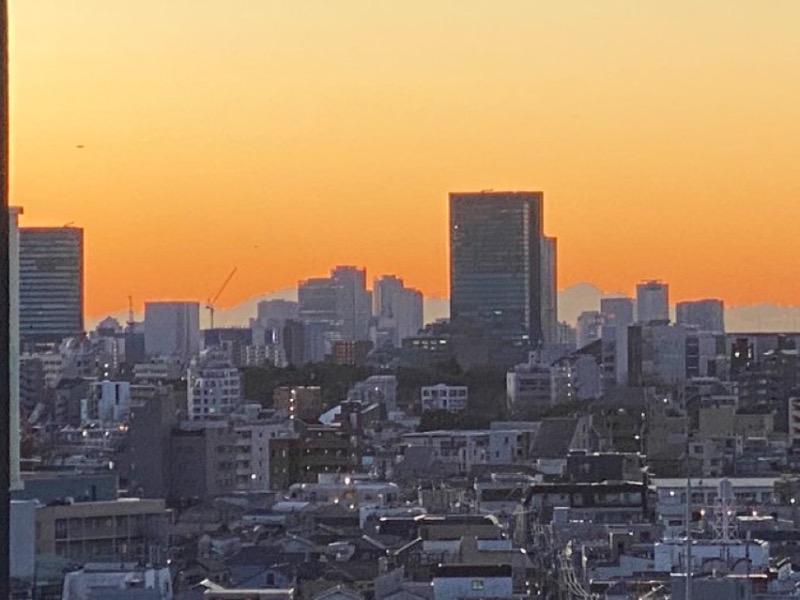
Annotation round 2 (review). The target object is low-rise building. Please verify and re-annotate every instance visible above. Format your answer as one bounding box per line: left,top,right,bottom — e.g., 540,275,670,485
36,498,172,564
421,384,468,413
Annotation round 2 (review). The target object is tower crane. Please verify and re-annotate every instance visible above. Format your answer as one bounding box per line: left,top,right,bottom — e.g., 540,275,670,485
206,267,237,329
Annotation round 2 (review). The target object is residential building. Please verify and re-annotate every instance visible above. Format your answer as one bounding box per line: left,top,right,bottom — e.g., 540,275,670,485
507,354,555,410
636,280,669,324
234,420,297,491
144,301,200,360
36,498,172,564
431,564,513,600
169,420,238,502
421,384,468,412
19,225,84,345
187,350,242,419
61,563,173,600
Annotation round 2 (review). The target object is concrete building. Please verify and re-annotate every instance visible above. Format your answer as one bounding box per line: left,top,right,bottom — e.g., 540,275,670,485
36,498,172,564
636,280,669,324
234,420,297,491
298,266,371,345
84,380,131,424
19,225,84,345
507,354,555,410
449,191,547,345
10,500,36,583
432,564,513,600
372,275,423,347
576,310,603,349
677,298,725,333
169,420,237,502
8,207,21,489
421,384,468,412
628,322,687,386
540,236,558,344
348,375,397,412
61,563,173,600
187,350,242,419
273,386,324,421
600,297,635,328
144,301,200,360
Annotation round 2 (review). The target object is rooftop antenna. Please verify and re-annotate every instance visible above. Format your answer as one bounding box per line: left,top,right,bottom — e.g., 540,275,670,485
127,295,135,331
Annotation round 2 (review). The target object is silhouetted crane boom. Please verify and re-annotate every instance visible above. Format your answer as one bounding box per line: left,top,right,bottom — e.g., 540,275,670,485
206,267,237,329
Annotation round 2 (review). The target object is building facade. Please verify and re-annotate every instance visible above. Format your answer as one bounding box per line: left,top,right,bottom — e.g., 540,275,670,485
449,191,546,344
676,298,725,333
144,301,200,360
636,280,669,324
19,226,84,345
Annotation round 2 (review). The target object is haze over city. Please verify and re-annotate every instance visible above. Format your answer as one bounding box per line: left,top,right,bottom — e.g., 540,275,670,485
9,0,800,318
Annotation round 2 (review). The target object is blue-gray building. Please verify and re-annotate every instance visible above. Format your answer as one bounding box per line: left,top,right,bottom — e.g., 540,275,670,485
449,191,547,346
19,226,84,345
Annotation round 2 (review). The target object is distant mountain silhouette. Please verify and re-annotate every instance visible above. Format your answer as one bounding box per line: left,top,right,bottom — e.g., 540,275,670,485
87,283,800,334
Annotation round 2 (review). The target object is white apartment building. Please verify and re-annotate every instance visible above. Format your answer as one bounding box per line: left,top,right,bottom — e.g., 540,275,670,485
187,351,242,419
233,420,297,491
421,384,468,412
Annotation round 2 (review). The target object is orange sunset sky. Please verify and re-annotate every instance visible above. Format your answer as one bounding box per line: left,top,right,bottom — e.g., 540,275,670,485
8,1,800,319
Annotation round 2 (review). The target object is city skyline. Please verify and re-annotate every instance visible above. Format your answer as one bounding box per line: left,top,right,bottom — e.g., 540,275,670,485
8,1,800,318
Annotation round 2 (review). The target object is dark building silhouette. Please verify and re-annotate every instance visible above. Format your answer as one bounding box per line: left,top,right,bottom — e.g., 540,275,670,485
449,191,546,347
19,226,84,345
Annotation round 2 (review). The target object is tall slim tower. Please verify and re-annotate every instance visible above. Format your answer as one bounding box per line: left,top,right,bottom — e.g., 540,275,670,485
449,191,545,343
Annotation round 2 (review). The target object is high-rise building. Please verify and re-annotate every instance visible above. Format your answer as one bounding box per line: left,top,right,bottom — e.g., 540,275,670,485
636,280,669,324
373,275,423,347
449,191,547,344
143,301,200,360
298,266,371,344
576,311,603,349
19,226,83,345
187,349,241,419
331,266,371,341
600,297,635,328
541,237,558,344
676,299,725,333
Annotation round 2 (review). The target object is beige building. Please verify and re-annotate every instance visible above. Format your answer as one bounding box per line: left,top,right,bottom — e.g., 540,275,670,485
36,498,172,564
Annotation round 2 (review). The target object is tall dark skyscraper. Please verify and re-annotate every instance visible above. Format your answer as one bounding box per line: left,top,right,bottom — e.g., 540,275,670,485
449,191,548,344
19,227,84,345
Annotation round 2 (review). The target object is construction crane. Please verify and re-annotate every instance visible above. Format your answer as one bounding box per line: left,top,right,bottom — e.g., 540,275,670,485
206,267,237,329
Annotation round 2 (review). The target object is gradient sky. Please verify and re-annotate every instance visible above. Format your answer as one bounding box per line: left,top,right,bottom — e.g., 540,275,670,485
9,1,800,318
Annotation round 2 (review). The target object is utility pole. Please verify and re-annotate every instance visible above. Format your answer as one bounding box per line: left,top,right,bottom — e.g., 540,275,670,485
0,0,12,596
